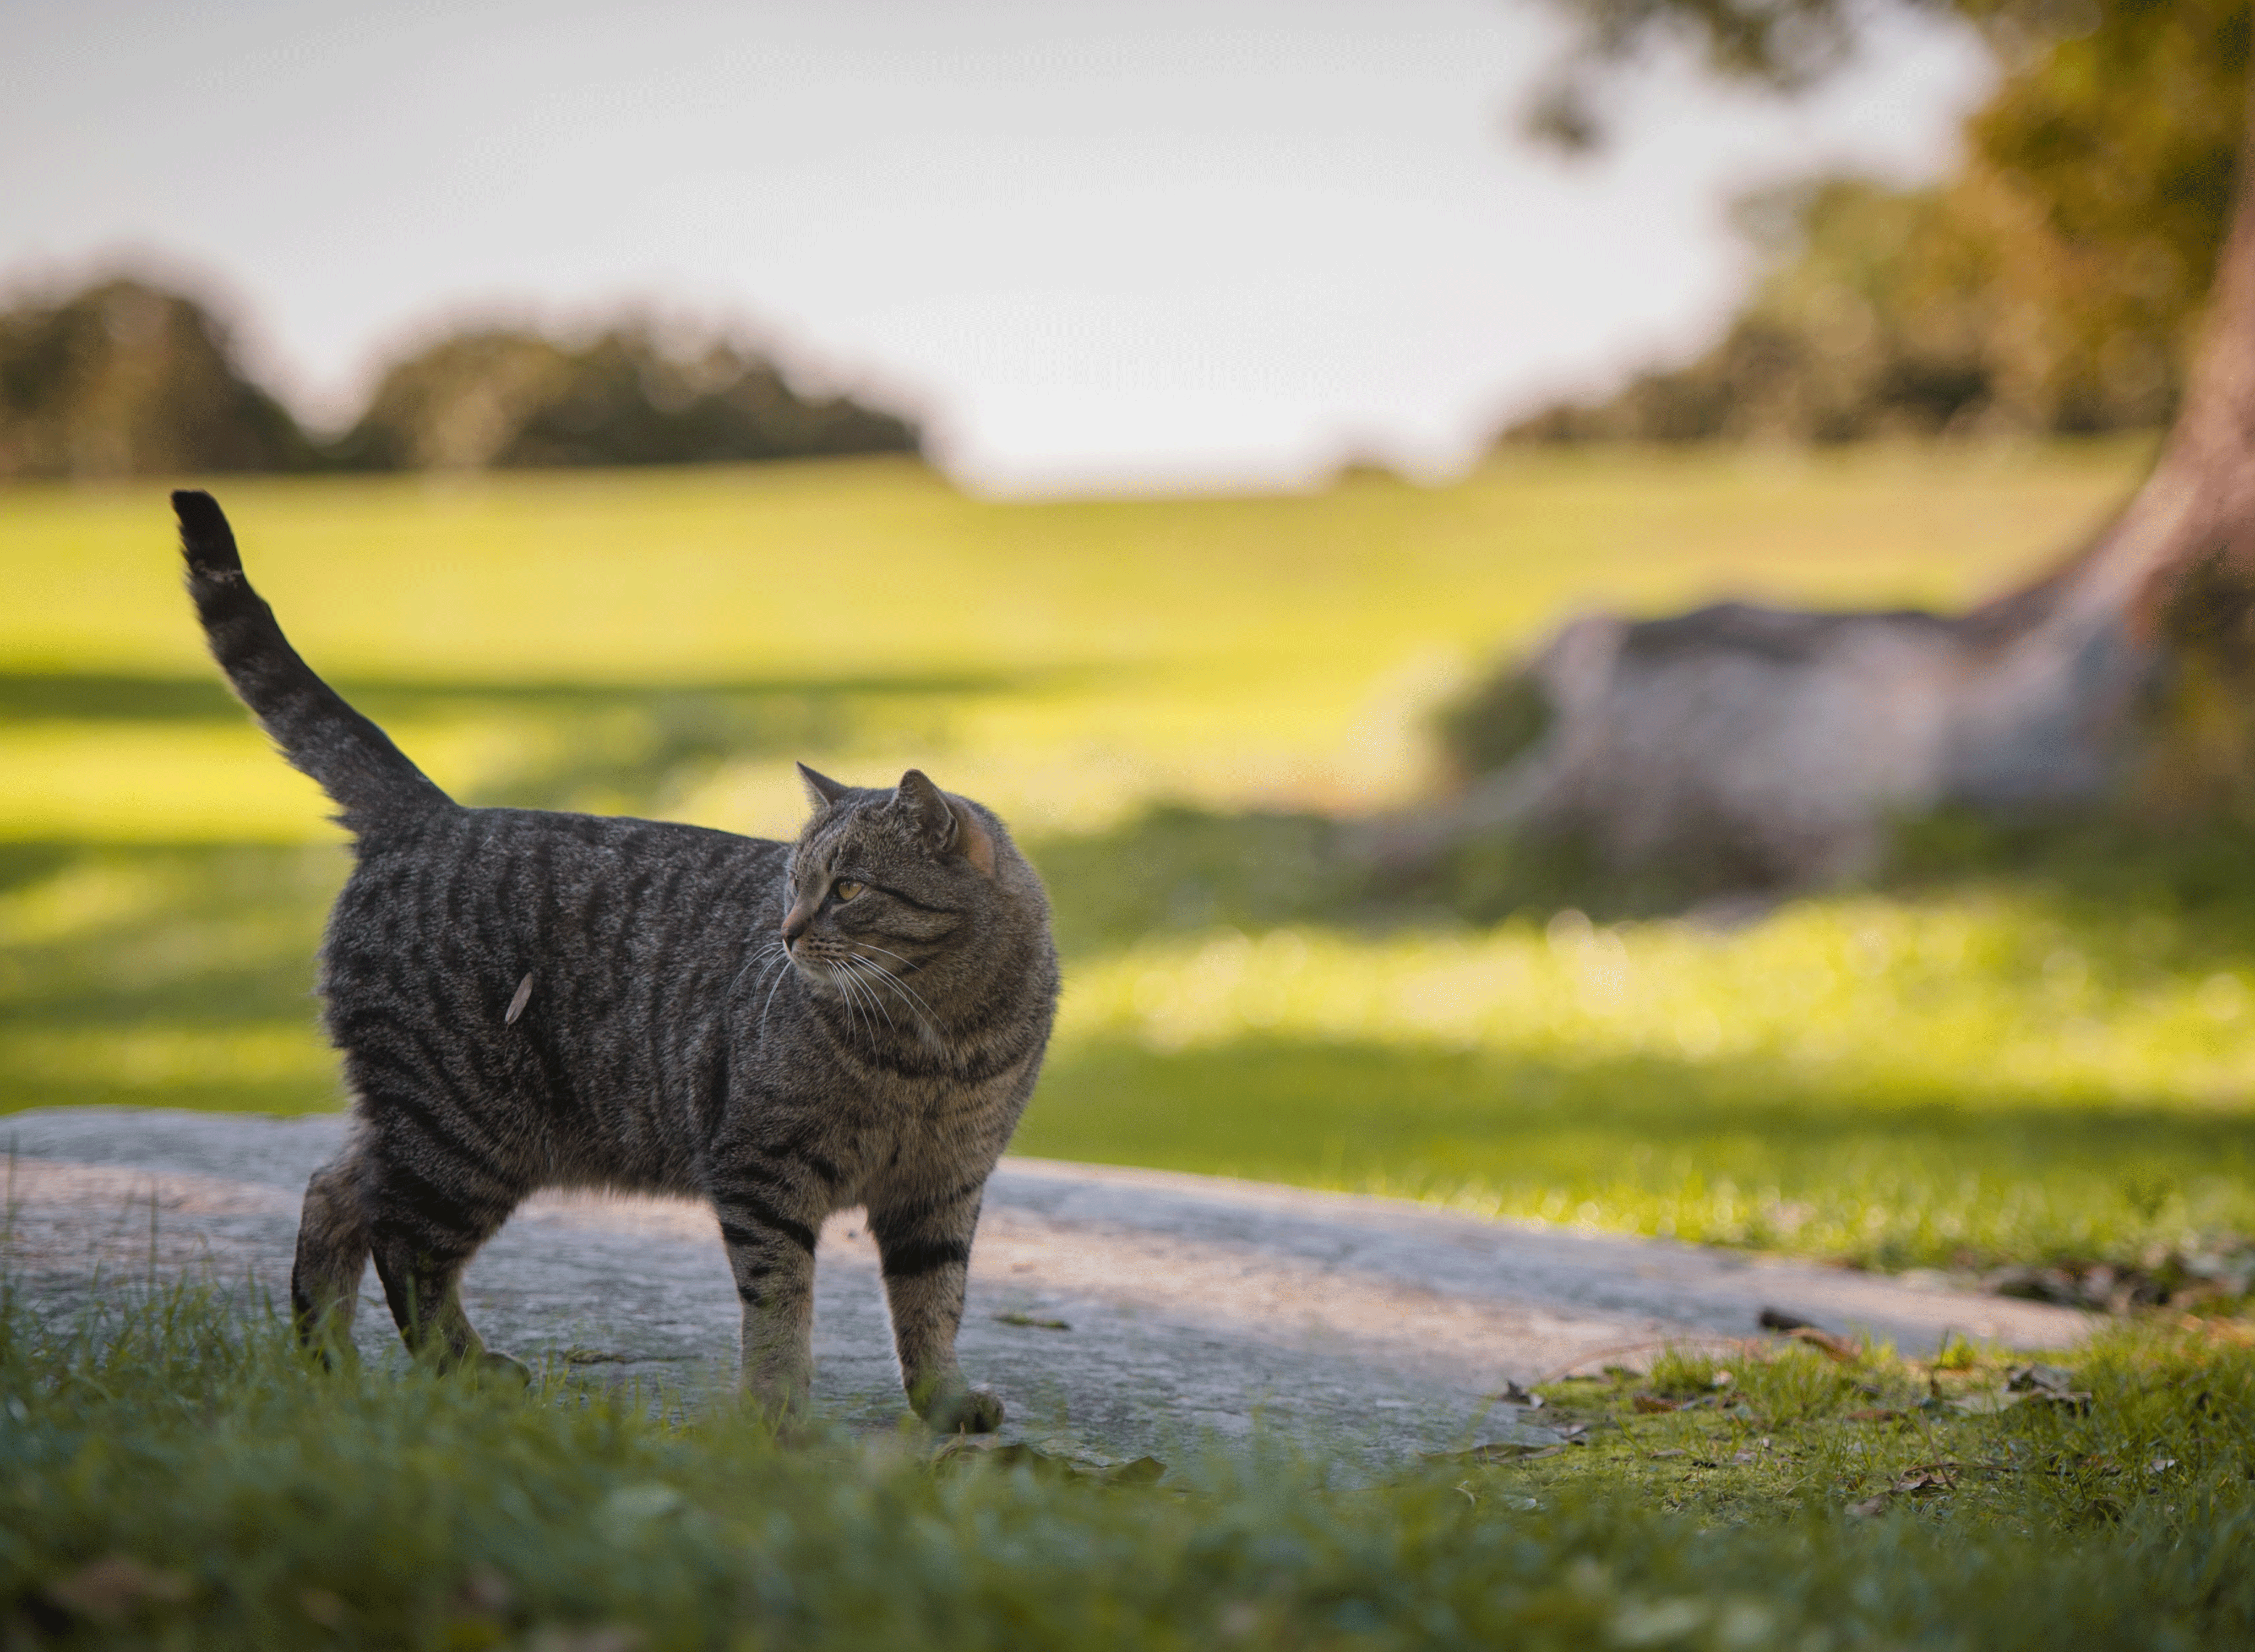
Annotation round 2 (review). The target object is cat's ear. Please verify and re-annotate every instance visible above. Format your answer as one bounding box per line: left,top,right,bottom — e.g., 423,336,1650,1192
797,762,852,811
894,769,998,876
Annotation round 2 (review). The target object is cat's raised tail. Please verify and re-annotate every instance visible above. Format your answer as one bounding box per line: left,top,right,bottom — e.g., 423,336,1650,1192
175,489,453,833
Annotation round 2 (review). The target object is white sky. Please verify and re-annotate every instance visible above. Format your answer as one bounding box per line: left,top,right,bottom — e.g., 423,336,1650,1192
0,0,1991,494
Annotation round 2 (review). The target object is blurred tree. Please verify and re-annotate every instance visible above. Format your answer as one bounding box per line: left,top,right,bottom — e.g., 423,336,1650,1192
1413,0,2255,892
0,278,315,479
1507,0,2246,442
332,324,919,471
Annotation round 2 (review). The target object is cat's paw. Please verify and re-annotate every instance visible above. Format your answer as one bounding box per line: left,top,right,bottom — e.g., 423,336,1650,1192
476,1350,535,1387
921,1383,1005,1435
745,1370,814,1423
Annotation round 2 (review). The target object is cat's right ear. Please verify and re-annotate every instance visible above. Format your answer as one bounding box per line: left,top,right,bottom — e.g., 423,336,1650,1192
797,762,852,811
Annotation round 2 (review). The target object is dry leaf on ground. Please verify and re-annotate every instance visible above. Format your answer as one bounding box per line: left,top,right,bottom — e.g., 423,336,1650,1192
1785,1327,1862,1362
1426,1440,1567,1464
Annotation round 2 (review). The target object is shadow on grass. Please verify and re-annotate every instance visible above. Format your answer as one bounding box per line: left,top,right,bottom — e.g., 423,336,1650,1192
0,842,346,1116
0,665,1064,814
1021,1035,2255,1268
1033,799,2255,985
0,666,1042,723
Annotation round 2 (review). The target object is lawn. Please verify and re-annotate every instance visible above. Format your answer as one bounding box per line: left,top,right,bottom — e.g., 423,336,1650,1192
13,443,2255,1283
3,1280,2250,1649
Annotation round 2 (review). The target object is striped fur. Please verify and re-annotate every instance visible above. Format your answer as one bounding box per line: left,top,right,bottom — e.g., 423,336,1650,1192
176,490,1059,1431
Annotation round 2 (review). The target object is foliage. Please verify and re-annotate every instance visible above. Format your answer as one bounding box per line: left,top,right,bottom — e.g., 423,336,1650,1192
1,1284,2251,1648
1510,0,2249,443
0,279,317,480
0,277,920,476
330,324,920,471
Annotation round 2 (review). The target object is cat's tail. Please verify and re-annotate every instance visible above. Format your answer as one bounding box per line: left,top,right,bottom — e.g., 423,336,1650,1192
175,489,454,833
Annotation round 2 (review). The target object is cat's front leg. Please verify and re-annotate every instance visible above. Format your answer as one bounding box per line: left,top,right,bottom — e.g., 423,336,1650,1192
869,1182,1002,1433
712,1191,821,1415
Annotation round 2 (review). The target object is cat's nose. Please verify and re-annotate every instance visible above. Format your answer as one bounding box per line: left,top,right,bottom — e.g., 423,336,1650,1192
781,900,814,942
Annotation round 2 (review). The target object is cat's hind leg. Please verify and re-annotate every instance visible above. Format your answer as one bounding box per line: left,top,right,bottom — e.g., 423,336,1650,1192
360,1111,530,1381
291,1145,371,1361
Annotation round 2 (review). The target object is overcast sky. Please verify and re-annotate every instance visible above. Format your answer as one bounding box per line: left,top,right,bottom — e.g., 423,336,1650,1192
2,0,1991,493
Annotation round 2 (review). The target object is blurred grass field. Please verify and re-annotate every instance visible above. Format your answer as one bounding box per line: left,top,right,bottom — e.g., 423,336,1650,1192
5,1281,2251,1648
12,443,2255,1276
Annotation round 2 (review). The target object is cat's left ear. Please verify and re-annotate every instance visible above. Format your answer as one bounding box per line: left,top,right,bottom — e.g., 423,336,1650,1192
894,770,998,876
798,762,853,811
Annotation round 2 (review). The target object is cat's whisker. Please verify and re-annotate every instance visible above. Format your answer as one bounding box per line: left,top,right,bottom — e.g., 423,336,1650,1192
849,954,940,1033
854,953,924,1007
757,944,795,1038
736,935,785,996
854,956,928,1038
842,957,902,1037
828,958,871,1045
854,942,929,976
846,969,885,1046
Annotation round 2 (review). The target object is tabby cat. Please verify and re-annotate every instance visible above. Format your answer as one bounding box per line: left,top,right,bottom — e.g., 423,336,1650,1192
175,490,1058,1431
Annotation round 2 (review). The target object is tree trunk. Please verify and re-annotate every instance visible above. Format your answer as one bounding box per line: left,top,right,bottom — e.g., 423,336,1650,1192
1403,74,2255,892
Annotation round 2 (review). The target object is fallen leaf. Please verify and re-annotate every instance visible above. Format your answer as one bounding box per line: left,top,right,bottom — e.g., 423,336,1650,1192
45,1558,192,1623
1847,1493,1892,1517
1633,1393,1684,1414
1427,1440,1566,1464
932,1436,1165,1485
2007,1363,2079,1395
993,1311,1071,1332
1891,1462,1959,1495
1949,1389,2018,1416
1786,1327,1861,1362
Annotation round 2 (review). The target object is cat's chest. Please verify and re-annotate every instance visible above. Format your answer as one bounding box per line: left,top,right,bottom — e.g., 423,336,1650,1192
825,1070,1020,1195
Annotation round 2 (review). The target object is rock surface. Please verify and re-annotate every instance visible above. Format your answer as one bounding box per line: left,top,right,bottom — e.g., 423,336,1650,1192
3,1106,2088,1464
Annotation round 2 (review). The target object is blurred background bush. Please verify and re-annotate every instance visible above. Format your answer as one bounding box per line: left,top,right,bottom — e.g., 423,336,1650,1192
0,282,919,479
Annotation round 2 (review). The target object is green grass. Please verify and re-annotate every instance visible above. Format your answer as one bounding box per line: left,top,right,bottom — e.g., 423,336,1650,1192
2,1282,2251,1648
1024,866,2255,1273
14,445,2255,1284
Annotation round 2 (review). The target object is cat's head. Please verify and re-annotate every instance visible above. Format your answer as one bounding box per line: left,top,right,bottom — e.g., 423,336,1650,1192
777,763,1047,1018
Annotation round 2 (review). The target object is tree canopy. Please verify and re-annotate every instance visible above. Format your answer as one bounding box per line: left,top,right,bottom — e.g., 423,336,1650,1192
0,279,316,479
1508,0,2248,443
330,326,919,472
0,280,923,478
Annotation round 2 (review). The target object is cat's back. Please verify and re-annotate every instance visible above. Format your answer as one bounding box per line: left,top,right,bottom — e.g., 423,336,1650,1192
323,803,785,1028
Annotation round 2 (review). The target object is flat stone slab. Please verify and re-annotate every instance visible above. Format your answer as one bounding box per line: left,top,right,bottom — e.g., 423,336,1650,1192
2,1107,2088,1465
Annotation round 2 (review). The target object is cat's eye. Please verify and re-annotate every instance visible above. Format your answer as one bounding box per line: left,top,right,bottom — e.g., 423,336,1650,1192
833,880,865,902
